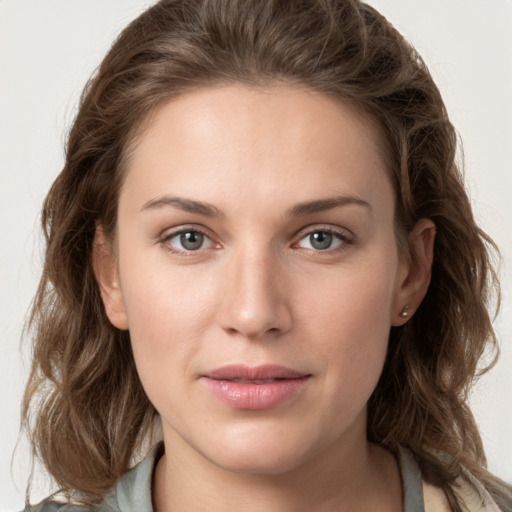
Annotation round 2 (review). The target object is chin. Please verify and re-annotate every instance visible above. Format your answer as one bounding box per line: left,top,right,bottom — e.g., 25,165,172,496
194,424,320,476
209,446,311,476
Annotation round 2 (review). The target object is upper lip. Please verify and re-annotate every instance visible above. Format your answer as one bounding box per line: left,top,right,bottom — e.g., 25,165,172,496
204,364,309,381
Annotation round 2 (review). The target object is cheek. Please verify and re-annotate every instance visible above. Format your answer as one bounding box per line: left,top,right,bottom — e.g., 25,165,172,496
300,256,397,340
116,246,221,391
296,255,397,390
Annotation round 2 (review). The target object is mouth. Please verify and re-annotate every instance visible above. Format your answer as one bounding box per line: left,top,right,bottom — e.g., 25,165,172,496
229,378,287,384
202,365,311,410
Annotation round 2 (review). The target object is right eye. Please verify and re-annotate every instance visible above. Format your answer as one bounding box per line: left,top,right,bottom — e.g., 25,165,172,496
162,229,216,254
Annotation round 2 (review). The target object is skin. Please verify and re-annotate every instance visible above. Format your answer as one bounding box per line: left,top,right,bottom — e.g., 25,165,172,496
94,85,435,511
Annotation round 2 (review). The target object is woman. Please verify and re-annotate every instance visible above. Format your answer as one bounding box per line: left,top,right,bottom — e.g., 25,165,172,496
21,0,512,511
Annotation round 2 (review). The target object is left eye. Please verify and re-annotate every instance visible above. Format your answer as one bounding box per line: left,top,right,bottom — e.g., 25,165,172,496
165,230,214,252
296,230,345,251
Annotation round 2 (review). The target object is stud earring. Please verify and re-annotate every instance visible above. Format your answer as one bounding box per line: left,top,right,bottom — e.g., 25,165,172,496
400,305,410,318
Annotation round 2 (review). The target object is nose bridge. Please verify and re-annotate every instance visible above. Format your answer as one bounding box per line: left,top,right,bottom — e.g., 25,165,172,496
220,242,291,339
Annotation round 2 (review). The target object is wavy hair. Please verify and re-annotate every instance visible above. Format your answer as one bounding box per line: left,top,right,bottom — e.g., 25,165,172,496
22,0,511,509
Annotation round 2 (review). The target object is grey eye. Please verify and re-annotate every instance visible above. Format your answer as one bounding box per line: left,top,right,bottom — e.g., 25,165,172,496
309,232,333,250
297,230,344,251
179,231,204,250
165,230,212,252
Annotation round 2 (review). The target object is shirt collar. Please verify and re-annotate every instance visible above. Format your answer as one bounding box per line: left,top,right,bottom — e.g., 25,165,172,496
108,442,164,512
107,443,426,512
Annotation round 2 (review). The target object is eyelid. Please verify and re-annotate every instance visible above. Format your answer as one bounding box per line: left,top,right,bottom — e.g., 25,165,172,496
292,224,355,251
157,223,354,256
159,225,220,255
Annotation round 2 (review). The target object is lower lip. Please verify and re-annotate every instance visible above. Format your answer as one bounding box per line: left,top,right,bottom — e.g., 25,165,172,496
204,377,310,410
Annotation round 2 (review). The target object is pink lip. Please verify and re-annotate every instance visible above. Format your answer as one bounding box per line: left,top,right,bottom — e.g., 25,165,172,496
203,365,310,410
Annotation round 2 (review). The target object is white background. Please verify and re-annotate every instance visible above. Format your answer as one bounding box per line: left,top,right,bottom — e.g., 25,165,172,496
1,1,511,510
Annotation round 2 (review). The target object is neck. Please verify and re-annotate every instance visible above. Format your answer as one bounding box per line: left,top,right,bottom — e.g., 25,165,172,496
153,432,402,512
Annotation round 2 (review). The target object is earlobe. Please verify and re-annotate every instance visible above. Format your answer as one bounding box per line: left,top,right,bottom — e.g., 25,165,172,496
391,219,436,326
92,226,129,330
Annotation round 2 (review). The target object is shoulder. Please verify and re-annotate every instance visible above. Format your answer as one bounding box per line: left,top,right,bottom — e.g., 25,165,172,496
24,443,163,512
423,469,504,512
24,502,99,512
398,446,504,512
451,469,504,512
24,496,119,512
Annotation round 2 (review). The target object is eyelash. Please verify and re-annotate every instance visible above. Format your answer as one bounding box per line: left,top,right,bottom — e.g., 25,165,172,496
159,225,354,257
293,226,354,254
159,226,217,257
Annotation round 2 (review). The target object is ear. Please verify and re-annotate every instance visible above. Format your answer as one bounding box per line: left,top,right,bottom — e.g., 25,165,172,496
391,218,436,326
92,225,129,330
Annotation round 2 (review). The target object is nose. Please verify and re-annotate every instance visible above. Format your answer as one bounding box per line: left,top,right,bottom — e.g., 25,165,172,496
218,249,293,340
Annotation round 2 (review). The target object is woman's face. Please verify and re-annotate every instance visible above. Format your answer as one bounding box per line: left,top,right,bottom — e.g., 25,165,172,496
97,85,428,475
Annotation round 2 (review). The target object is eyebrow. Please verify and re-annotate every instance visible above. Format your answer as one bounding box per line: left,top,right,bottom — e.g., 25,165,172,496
140,194,371,218
288,195,372,216
140,196,223,217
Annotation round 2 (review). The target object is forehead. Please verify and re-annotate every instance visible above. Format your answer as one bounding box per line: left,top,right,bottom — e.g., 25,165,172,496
122,85,393,216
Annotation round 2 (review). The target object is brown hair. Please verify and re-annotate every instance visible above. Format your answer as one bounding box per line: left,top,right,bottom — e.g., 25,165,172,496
22,0,511,509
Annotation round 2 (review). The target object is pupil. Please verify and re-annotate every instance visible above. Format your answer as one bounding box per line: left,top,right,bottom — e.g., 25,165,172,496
310,232,332,250
180,232,203,250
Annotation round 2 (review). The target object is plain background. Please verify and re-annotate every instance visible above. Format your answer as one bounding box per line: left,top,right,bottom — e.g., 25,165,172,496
1,0,511,510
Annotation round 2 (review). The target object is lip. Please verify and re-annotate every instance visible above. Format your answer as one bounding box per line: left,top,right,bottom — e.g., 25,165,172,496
203,364,311,410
